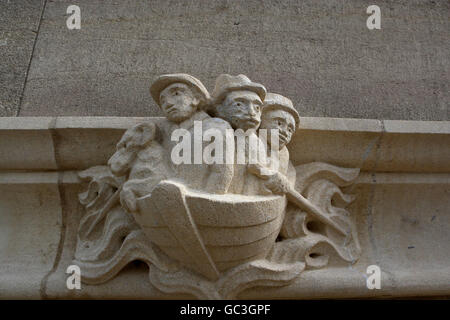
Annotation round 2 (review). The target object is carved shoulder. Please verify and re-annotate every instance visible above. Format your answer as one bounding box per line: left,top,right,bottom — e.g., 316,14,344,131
108,122,159,177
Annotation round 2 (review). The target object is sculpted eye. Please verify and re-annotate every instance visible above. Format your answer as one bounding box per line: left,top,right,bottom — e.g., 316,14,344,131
236,102,242,107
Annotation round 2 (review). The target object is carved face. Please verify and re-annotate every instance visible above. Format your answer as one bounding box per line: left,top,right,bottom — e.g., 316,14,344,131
259,109,296,149
159,83,199,123
216,90,262,131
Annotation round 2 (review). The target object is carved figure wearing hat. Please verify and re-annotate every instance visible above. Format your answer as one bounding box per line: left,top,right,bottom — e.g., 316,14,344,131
209,74,266,131
208,74,269,195
150,73,210,124
251,93,300,195
150,74,234,195
110,74,234,212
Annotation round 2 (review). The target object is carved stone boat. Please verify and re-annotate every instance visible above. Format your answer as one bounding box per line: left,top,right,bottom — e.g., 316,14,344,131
134,180,286,280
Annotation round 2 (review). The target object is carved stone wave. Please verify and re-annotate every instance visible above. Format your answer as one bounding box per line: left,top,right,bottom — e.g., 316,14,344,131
74,161,360,299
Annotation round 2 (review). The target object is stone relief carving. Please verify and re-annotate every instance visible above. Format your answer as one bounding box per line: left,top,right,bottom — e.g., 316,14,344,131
74,74,361,299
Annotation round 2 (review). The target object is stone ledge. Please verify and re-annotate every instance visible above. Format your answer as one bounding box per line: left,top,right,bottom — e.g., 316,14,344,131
1,117,449,172
2,116,449,133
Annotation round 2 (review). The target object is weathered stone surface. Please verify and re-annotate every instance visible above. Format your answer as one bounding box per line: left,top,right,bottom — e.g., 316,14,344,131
0,173,62,299
0,0,44,30
17,0,449,120
0,0,45,116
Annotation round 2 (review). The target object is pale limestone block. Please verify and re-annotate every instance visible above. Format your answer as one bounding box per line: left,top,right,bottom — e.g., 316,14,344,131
0,176,61,298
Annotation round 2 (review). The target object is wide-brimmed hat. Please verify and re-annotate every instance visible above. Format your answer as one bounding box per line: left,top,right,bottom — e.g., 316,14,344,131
211,74,266,105
150,73,210,108
263,93,300,129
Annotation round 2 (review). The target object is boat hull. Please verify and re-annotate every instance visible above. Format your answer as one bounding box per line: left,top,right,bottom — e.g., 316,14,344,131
135,181,286,278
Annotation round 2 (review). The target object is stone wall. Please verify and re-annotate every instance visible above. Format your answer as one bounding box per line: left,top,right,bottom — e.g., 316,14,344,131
1,0,449,120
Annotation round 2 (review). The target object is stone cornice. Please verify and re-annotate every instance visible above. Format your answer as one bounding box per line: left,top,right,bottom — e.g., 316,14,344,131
1,117,449,172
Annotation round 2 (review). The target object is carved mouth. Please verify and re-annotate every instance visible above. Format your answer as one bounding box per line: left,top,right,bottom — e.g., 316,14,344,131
245,118,260,126
279,133,288,144
166,106,178,115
